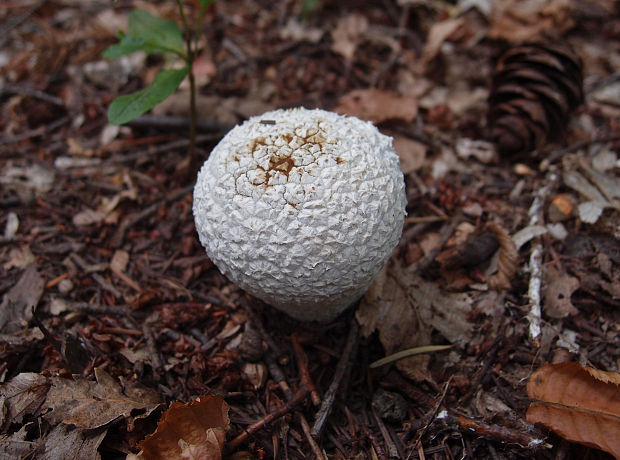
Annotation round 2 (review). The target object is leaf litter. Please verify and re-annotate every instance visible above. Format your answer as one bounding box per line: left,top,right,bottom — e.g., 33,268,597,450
0,0,618,459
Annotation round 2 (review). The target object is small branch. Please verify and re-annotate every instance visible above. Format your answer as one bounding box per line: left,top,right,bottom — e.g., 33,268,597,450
526,243,544,344
412,376,452,447
126,115,231,133
311,316,359,438
371,407,400,458
111,185,193,247
226,386,309,452
142,322,163,379
440,413,549,450
0,116,69,146
298,412,327,460
411,212,464,273
524,177,555,343
291,334,321,406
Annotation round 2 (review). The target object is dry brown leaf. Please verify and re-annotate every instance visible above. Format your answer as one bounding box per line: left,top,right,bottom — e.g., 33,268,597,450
527,362,620,458
334,89,418,124
405,272,476,346
3,246,35,270
330,13,369,61
0,372,49,426
392,136,426,174
39,423,107,460
136,394,229,460
44,367,161,430
488,0,576,43
357,264,432,382
0,266,45,334
543,266,579,318
421,18,464,72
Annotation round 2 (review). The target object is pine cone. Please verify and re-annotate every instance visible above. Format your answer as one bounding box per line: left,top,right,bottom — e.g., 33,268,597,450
488,43,584,156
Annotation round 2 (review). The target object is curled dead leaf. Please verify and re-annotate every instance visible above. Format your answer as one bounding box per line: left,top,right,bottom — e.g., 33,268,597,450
333,89,417,124
543,266,579,318
44,368,161,430
135,394,229,460
526,362,620,458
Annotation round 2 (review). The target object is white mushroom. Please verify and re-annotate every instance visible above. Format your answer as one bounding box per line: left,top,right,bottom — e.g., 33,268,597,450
193,107,406,322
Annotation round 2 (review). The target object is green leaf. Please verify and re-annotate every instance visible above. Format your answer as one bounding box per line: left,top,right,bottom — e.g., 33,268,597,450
102,36,148,59
128,9,185,56
103,9,186,59
107,66,189,125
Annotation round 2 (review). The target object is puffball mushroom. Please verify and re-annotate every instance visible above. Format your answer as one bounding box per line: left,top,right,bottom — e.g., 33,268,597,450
193,107,406,322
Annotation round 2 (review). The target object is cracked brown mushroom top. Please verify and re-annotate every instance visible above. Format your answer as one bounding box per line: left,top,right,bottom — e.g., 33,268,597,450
193,107,406,322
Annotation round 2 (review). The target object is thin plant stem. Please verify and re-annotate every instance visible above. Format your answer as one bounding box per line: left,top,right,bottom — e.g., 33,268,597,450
176,0,197,167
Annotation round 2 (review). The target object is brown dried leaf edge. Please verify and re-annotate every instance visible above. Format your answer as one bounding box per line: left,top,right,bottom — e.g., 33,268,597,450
526,362,620,458
135,394,230,460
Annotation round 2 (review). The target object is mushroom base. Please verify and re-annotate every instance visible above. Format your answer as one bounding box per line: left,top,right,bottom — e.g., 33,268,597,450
261,293,361,322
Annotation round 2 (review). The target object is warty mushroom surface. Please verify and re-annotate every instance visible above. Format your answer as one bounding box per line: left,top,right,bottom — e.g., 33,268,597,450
193,107,406,322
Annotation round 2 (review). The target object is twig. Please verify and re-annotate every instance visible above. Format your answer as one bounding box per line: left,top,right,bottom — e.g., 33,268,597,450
264,353,293,401
126,115,232,133
0,0,48,47
111,185,193,247
411,212,464,273
311,316,359,438
546,133,620,163
291,334,321,406
2,84,65,106
412,376,452,447
439,413,549,449
30,307,71,375
526,243,543,344
141,322,163,379
70,253,123,299
360,424,389,460
298,412,327,460
0,116,70,146
524,177,555,343
371,407,400,458
226,386,309,452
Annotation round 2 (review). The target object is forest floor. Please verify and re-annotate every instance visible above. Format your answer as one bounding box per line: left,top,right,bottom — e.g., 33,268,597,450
0,0,619,459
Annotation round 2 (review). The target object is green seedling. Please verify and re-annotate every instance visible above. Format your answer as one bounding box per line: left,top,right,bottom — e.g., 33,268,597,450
103,1,215,166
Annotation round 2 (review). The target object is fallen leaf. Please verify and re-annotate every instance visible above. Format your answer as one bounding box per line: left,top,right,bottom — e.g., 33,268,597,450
0,373,49,426
455,138,497,164
334,89,418,124
421,18,464,72
543,266,579,318
39,423,107,460
406,271,476,346
279,18,323,43
44,367,161,429
72,208,107,226
577,201,608,224
3,245,35,270
136,394,229,460
331,13,369,61
0,266,45,334
488,0,576,43
0,425,36,459
0,328,44,359
392,136,426,174
527,362,620,458
111,249,130,273
0,164,55,203
357,264,432,382
3,211,19,239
